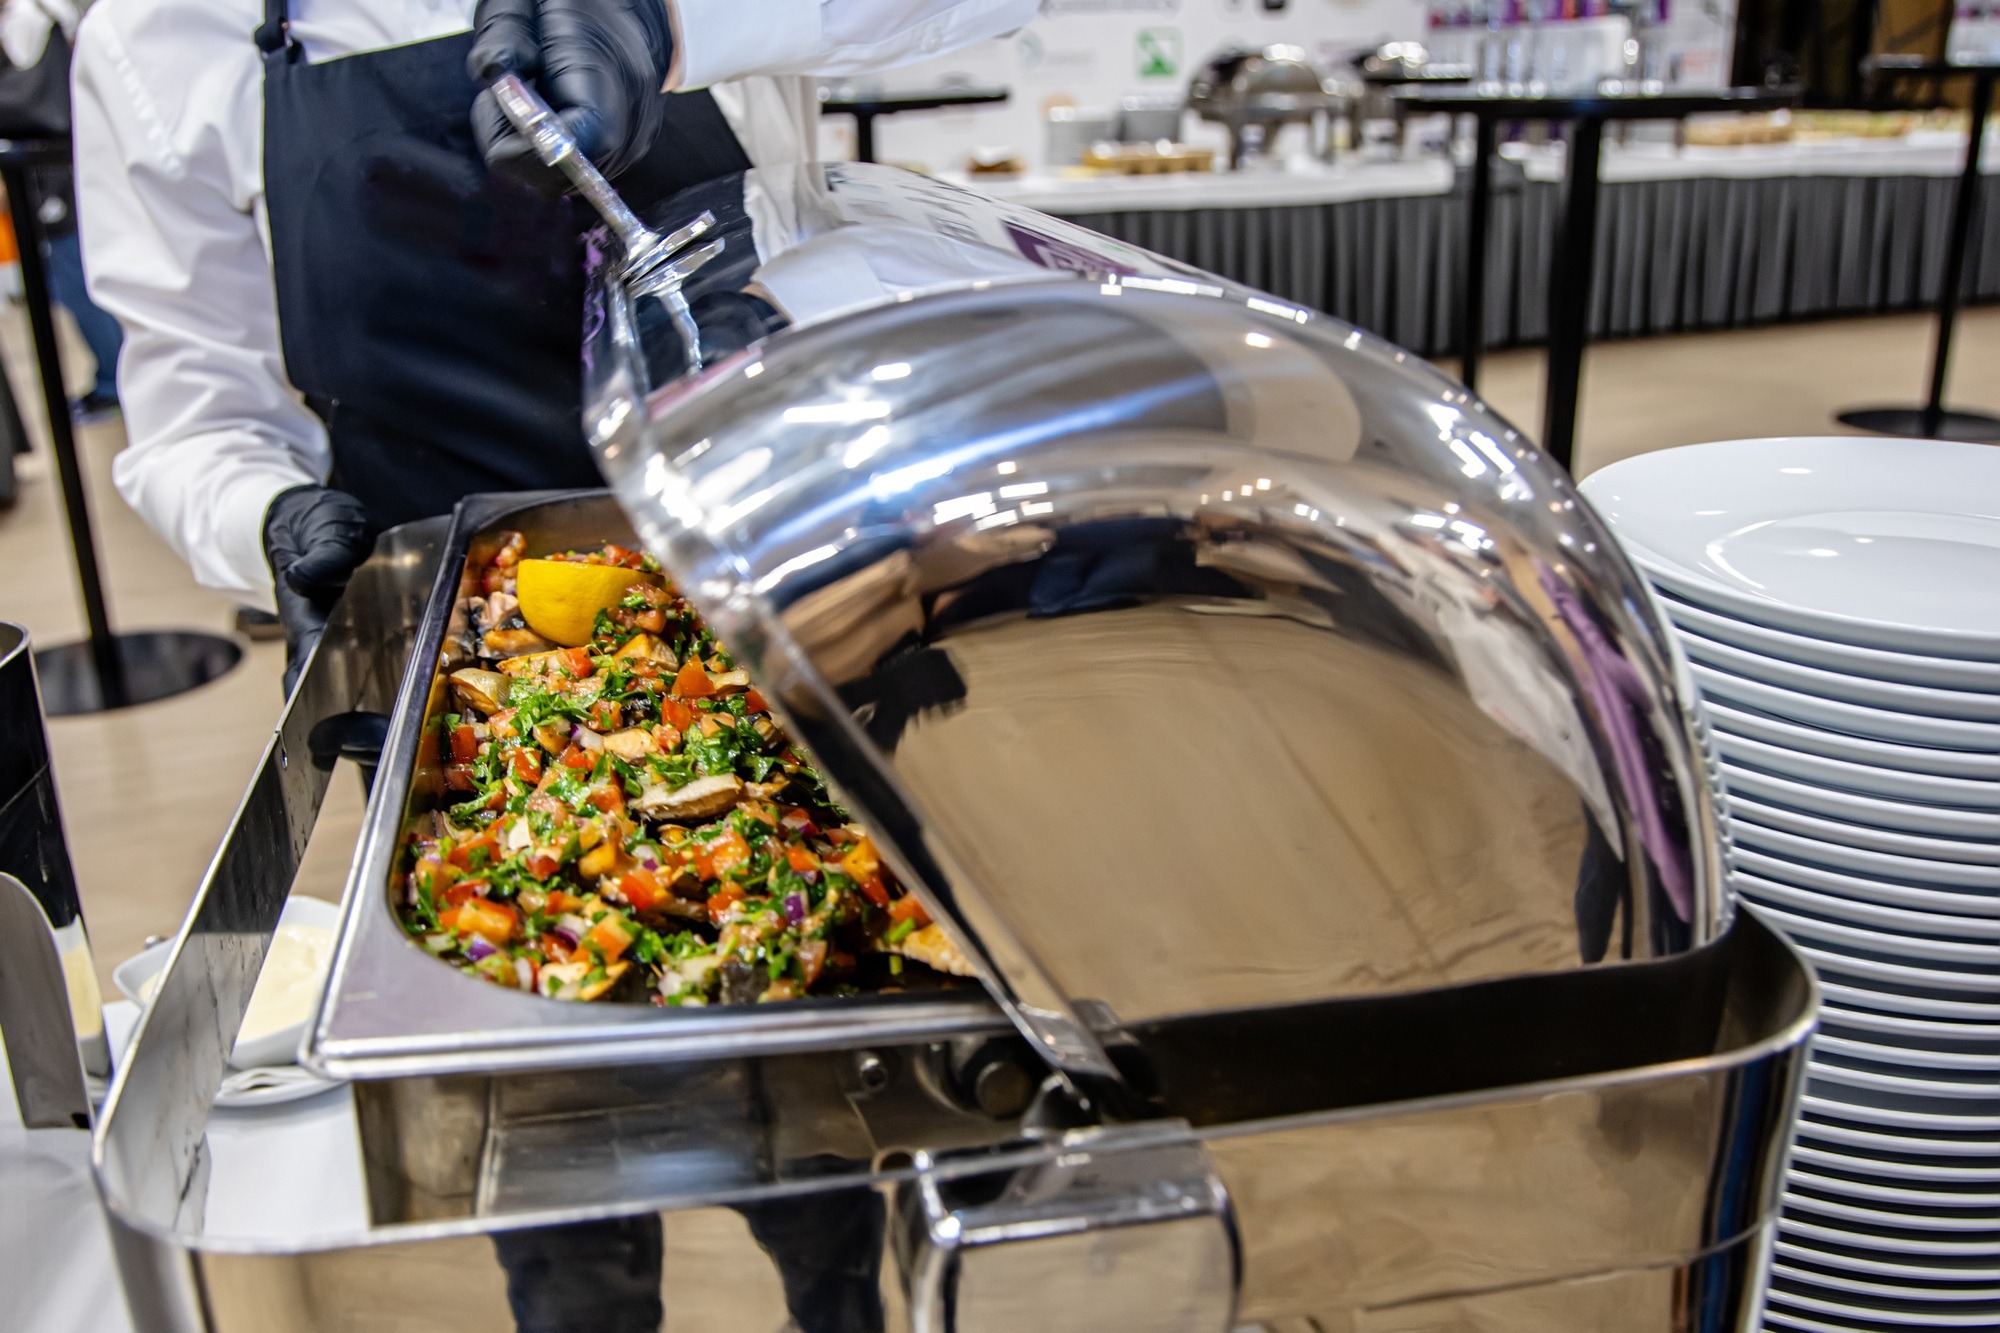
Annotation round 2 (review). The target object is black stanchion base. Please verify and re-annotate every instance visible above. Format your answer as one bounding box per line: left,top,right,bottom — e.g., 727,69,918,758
35,630,243,717
1837,406,2000,442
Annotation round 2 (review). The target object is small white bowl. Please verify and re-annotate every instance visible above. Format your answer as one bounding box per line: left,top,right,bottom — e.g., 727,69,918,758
113,896,343,1068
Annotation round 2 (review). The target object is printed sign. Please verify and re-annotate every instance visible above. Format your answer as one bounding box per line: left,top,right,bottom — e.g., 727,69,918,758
1136,26,1184,78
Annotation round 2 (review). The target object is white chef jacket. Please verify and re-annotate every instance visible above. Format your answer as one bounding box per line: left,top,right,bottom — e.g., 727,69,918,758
72,0,1034,599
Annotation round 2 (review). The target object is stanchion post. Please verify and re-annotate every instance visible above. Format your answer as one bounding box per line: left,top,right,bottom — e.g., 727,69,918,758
0,152,128,707
1461,110,1497,394
1542,115,1605,472
1920,68,1993,439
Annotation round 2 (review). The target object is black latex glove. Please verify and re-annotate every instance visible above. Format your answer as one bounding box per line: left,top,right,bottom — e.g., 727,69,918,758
467,0,676,195
264,485,377,695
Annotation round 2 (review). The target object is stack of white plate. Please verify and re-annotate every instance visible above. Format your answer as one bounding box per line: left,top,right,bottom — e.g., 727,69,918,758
1579,437,2000,1333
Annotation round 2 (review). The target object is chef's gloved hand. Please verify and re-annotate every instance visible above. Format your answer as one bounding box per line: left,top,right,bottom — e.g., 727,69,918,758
468,0,676,195
264,485,377,695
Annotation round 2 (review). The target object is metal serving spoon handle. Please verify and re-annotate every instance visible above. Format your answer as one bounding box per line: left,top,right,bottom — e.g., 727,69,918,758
488,73,713,275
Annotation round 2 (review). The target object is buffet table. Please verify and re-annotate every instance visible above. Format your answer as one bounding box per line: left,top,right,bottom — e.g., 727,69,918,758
965,133,2000,360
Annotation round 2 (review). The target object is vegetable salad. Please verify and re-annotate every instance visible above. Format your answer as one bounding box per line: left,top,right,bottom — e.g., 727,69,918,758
400,533,972,1005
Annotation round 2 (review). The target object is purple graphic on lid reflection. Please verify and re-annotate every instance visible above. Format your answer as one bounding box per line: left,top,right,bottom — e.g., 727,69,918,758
1538,559,1694,922
1005,222,1139,277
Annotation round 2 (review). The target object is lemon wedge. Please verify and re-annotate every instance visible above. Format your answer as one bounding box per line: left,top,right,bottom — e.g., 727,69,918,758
514,559,660,647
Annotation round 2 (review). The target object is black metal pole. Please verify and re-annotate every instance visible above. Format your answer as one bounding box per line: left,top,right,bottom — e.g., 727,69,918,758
0,157,128,706
854,111,877,164
1541,115,1605,471
1920,68,1992,438
1461,111,1497,393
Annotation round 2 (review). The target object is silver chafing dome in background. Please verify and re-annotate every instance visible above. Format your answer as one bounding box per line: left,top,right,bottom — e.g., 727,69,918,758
584,163,1725,1094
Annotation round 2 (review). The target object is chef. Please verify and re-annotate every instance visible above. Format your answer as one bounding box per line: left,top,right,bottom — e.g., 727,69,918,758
72,0,1035,679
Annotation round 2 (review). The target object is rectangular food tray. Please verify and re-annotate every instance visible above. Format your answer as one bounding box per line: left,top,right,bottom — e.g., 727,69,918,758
303,491,1003,1082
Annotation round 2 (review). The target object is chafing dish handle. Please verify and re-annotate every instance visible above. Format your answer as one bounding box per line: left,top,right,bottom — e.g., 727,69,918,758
899,1127,1239,1333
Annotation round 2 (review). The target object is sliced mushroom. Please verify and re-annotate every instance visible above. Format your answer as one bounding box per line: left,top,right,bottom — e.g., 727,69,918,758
891,924,977,977
498,648,571,678
601,728,658,762
710,669,751,694
448,668,508,715
613,633,676,665
632,773,744,822
484,627,557,658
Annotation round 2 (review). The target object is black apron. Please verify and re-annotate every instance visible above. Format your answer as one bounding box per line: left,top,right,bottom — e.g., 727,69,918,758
255,0,750,528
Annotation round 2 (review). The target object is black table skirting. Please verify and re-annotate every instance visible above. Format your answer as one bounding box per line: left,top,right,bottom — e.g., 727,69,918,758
1054,170,2000,359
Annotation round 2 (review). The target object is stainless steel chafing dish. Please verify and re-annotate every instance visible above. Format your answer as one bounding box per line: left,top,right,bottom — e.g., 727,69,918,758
87,158,1815,1333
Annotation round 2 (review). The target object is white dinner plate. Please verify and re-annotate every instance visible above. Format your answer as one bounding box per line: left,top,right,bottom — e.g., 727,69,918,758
1680,629,2000,722
1758,904,1999,969
1578,437,2000,655
1803,1096,2000,1137
1775,1261,2000,1304
1730,848,2000,914
1714,730,2000,811
1814,1032,2000,1074
1785,1193,2000,1236
1733,871,2000,937
1693,665,2000,751
1703,700,2000,781
1820,1005,2000,1050
1792,1143,2000,1185
1810,1059,1995,1101
1790,1166,2000,1210
1663,594,2000,691
1816,976,2000,1020
1727,796,2000,868
1721,764,2000,841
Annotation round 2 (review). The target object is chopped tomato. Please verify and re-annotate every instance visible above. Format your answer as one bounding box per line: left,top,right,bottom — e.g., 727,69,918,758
491,534,524,568
889,896,931,928
692,828,751,879
444,764,477,792
778,807,818,838
539,932,575,964
454,898,519,945
658,699,695,731
585,914,636,961
603,544,645,569
489,708,517,738
480,567,507,595
743,688,769,715
586,780,624,814
561,647,595,679
449,723,479,764
785,846,818,874
856,875,891,909
651,723,683,752
414,856,457,894
591,699,623,730
707,885,745,922
617,868,667,913
545,889,584,914
559,744,593,771
439,881,483,910
823,826,857,846
841,837,881,885
510,747,544,782
524,848,563,880
447,830,498,869
672,659,715,698
633,609,665,634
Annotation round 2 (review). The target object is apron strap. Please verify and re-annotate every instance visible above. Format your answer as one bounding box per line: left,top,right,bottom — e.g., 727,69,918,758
253,0,291,55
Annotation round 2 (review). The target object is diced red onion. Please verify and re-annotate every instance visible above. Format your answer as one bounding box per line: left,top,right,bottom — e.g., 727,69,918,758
465,935,498,962
783,892,806,925
554,914,589,944
635,848,661,870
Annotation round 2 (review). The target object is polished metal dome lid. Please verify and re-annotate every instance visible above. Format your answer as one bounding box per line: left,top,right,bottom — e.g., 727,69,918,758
584,163,1725,1095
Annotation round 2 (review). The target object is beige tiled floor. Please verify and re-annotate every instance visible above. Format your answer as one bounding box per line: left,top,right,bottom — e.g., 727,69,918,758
3,305,1997,991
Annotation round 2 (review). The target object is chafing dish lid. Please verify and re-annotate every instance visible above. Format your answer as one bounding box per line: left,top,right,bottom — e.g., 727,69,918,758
585,163,1723,1094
